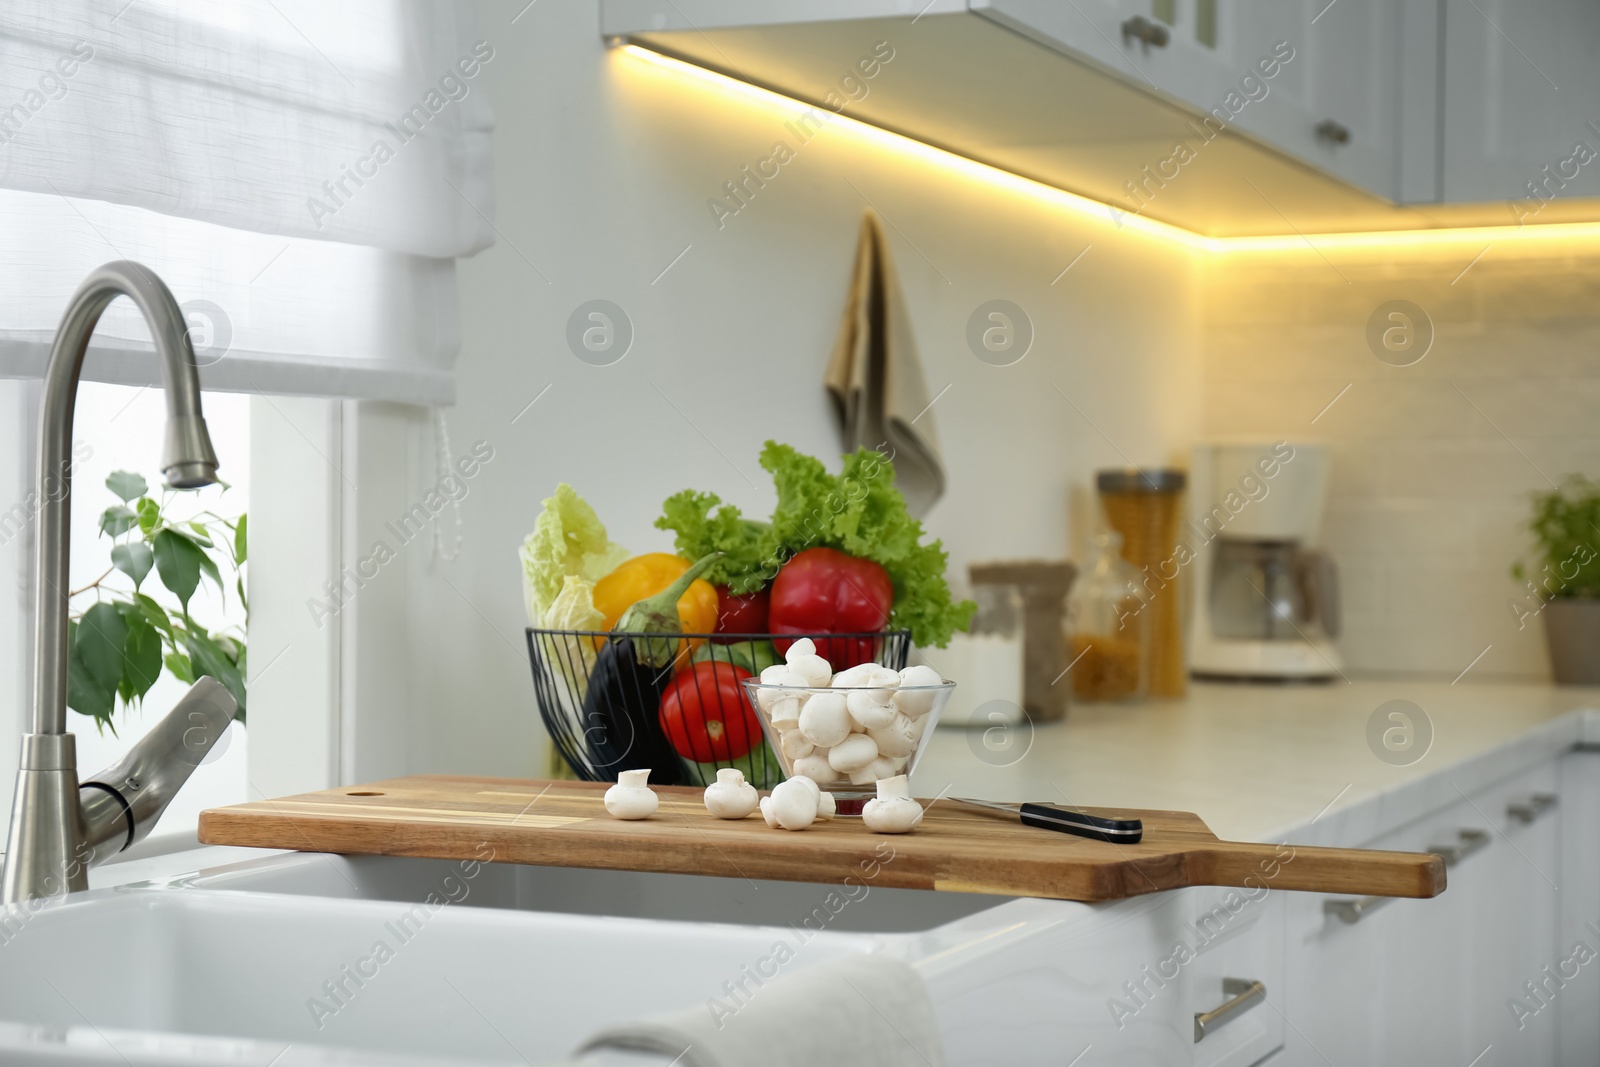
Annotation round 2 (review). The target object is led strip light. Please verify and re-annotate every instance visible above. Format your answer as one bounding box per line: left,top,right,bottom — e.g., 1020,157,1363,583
619,43,1600,255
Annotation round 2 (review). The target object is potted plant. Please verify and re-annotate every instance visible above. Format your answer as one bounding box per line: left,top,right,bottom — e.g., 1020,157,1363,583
1513,476,1600,684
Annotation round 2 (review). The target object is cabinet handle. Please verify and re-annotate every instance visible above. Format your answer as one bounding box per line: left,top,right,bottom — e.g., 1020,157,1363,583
1194,978,1266,1043
1324,894,1391,925
1315,119,1351,145
1325,829,1489,924
1425,828,1490,866
1121,15,1171,47
1507,793,1557,825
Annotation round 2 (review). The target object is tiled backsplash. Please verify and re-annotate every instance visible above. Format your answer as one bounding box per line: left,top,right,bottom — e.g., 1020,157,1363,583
1201,244,1600,681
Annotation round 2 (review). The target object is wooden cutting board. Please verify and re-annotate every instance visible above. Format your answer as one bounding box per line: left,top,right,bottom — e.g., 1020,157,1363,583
198,776,1446,903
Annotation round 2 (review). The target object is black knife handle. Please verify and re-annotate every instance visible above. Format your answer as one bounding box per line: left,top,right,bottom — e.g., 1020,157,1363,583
1018,803,1144,843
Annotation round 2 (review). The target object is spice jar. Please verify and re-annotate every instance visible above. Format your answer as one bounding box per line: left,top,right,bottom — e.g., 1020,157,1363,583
1097,468,1186,698
1066,532,1149,703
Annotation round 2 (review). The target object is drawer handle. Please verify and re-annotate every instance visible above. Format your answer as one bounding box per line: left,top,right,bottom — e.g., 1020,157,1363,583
1194,978,1266,1043
1325,894,1391,924
1121,15,1171,48
1315,119,1351,144
1426,828,1490,866
1507,793,1557,825
1325,829,1489,924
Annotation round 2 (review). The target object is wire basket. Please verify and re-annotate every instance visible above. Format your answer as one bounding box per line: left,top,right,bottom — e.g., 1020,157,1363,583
525,629,912,788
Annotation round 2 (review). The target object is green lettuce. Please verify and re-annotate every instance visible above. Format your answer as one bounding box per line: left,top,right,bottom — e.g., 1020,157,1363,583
655,443,975,647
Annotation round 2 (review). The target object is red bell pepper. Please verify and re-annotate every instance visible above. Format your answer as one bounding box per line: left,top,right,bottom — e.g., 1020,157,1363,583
768,547,894,669
713,585,770,639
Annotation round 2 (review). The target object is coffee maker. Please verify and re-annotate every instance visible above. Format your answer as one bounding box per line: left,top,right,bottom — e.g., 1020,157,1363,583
1188,441,1341,682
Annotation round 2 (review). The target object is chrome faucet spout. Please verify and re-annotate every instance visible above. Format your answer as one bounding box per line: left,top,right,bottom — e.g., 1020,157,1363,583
2,261,226,904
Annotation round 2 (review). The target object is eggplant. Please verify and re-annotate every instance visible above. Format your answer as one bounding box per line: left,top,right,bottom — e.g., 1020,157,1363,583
582,553,720,784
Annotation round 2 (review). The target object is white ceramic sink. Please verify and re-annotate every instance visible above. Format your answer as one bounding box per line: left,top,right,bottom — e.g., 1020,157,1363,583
0,848,1047,1066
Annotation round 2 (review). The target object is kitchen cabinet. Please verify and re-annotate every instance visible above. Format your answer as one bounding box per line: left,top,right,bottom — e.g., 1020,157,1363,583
606,0,1600,230
981,0,1401,200
1440,0,1600,207
1284,759,1564,1065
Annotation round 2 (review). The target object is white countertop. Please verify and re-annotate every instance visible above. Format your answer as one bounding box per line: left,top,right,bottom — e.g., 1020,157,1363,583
912,680,1600,845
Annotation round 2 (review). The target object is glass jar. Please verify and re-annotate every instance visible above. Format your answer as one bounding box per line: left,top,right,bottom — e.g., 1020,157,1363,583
1097,468,1186,697
1066,531,1149,703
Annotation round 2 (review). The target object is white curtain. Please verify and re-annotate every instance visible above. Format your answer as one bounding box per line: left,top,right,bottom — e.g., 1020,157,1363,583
0,0,494,405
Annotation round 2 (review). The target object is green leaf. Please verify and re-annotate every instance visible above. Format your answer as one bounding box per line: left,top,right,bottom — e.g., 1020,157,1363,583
106,471,148,503
110,542,154,589
66,621,114,724
179,524,214,549
131,593,174,636
234,514,247,565
77,602,128,693
196,550,222,597
184,628,246,719
165,651,195,684
99,505,137,538
153,529,202,611
135,497,161,536
236,574,248,614
122,616,162,704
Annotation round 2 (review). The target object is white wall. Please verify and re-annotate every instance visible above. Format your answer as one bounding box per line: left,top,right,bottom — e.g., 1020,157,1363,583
385,0,1203,779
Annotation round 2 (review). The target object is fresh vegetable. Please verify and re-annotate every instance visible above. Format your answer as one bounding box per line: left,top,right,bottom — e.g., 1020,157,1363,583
714,586,770,636
693,638,781,677
580,554,721,783
768,547,895,668
594,553,719,655
520,483,628,627
698,744,783,790
658,660,763,762
656,442,975,647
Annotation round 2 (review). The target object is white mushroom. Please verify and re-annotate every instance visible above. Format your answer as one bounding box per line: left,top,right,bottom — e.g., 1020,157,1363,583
786,637,818,658
779,727,816,760
828,733,880,774
830,662,880,688
768,696,803,725
768,777,821,830
604,769,659,820
893,665,944,718
846,689,897,730
784,639,833,687
866,666,901,687
703,768,760,819
868,713,919,759
815,789,836,820
848,755,901,785
798,691,852,747
759,795,779,828
756,666,812,710
792,752,838,784
862,774,923,834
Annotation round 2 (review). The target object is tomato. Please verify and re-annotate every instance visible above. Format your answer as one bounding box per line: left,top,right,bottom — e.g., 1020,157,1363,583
713,586,770,638
657,661,764,762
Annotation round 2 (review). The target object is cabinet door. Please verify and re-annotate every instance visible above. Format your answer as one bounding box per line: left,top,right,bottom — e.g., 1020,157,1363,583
1556,749,1600,1063
1441,0,1600,203
1287,760,1562,1065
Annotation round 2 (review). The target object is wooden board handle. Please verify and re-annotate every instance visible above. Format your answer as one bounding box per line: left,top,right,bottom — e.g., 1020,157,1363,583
1198,842,1447,900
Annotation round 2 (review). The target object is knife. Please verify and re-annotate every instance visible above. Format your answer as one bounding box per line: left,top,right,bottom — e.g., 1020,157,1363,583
953,798,1144,843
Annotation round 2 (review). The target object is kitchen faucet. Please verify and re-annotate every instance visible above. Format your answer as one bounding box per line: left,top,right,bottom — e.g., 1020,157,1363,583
1,262,238,905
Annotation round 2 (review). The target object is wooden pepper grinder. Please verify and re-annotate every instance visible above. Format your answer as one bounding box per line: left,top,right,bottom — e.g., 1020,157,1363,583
968,560,1077,723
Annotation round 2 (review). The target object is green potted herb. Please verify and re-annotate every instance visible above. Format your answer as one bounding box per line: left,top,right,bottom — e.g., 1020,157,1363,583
1513,475,1600,684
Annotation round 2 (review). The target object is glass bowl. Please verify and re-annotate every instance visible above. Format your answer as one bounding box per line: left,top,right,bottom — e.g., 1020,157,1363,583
741,679,955,813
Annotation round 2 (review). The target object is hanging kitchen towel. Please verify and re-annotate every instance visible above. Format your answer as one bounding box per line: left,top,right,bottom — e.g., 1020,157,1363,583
824,209,946,516
576,952,947,1067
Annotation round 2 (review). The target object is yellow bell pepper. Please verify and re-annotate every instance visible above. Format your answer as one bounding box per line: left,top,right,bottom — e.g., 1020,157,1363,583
593,553,719,651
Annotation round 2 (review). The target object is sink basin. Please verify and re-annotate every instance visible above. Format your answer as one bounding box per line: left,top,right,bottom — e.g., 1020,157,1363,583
0,846,1158,1065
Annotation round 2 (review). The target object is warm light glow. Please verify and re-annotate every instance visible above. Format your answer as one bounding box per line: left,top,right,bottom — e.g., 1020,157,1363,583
618,43,1600,256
